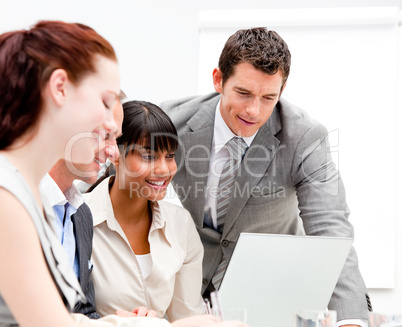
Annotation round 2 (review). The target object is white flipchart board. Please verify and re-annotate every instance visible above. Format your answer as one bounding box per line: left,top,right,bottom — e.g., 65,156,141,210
197,7,400,288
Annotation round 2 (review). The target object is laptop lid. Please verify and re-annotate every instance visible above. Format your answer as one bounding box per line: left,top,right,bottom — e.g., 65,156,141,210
219,233,353,327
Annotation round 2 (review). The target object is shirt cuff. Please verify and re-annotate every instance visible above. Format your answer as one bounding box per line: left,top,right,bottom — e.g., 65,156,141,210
337,319,368,327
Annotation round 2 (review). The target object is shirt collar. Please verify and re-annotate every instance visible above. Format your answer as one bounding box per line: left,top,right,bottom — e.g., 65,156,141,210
40,174,68,207
64,183,84,210
149,201,172,247
40,174,83,210
86,176,171,246
213,99,257,153
85,176,115,228
149,201,165,229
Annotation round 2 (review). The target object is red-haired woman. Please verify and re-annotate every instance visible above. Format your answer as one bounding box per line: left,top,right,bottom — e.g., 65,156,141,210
0,20,119,327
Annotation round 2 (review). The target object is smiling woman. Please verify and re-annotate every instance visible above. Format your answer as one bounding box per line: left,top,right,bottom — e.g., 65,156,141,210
84,100,205,321
0,20,121,327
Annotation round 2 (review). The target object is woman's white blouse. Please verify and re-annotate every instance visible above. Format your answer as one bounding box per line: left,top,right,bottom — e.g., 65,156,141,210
84,177,204,321
135,253,152,279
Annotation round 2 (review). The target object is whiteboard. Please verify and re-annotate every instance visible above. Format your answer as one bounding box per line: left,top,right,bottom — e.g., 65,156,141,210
197,7,400,288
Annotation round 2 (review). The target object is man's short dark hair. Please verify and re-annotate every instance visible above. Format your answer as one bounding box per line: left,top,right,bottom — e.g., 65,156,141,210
218,27,291,86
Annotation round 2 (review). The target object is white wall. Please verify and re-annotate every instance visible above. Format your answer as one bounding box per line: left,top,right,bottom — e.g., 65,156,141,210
1,0,401,315
1,0,401,104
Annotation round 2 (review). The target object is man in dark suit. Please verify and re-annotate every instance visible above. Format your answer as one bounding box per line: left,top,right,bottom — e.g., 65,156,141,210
40,97,124,318
161,27,371,326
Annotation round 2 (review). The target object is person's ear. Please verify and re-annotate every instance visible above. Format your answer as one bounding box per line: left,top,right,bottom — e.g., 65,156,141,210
48,69,69,106
109,154,120,167
212,68,223,93
279,82,287,97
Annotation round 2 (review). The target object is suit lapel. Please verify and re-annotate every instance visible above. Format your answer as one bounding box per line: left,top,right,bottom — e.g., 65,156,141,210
71,213,86,286
71,204,93,290
222,107,282,237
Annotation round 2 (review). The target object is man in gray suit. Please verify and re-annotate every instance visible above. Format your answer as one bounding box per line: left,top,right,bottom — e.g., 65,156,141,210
161,27,371,326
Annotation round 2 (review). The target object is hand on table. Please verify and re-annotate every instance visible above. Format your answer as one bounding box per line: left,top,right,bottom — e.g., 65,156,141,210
115,306,157,317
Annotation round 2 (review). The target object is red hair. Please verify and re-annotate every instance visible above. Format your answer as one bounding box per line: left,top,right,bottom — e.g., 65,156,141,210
0,20,117,150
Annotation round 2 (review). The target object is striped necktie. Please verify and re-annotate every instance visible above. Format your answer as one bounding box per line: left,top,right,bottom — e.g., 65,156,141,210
212,136,247,289
216,137,248,233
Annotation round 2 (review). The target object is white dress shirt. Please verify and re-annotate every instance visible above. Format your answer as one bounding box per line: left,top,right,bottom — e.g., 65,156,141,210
84,177,204,321
40,174,83,278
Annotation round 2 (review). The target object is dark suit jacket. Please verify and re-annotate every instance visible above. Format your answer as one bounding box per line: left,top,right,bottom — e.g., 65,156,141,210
161,92,371,321
71,203,101,319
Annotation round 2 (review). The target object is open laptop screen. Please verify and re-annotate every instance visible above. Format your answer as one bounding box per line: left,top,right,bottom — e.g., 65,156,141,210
219,233,353,327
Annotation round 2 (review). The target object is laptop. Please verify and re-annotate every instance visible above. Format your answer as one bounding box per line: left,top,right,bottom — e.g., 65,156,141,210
218,233,353,327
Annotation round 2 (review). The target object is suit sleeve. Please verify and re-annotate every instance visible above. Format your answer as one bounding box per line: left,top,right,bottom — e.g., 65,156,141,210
291,123,371,320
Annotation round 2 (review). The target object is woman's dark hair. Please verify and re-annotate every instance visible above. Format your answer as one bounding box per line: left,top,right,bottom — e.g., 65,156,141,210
86,100,178,192
0,20,117,150
118,100,178,155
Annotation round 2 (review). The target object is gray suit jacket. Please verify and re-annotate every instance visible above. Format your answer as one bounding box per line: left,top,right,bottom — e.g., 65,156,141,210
71,203,101,319
161,92,371,321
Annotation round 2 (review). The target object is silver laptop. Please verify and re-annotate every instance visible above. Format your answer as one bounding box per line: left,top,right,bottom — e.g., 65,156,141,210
219,233,353,327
